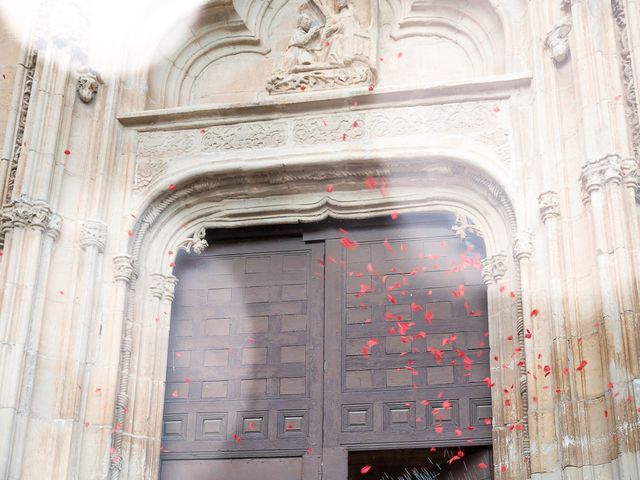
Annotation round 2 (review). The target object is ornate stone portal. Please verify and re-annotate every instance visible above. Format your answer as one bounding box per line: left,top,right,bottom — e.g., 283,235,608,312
266,0,376,93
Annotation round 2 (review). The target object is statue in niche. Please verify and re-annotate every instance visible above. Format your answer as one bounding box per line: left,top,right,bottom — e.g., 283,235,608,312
267,0,376,93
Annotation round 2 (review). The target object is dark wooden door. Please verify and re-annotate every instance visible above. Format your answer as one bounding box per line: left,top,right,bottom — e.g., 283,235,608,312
161,215,492,479
161,236,324,480
322,218,492,476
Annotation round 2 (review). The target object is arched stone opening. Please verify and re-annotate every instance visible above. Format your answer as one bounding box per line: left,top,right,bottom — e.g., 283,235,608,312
108,155,532,479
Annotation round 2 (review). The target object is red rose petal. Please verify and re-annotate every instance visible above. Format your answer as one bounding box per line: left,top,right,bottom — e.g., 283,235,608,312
360,465,372,474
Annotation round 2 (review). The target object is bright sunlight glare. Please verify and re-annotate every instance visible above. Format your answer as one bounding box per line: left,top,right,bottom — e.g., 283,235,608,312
0,0,204,76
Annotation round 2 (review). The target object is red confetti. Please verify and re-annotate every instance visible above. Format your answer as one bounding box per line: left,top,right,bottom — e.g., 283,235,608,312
326,184,334,193
64,149,71,155
340,237,359,249
365,177,378,190
368,85,374,91
360,465,372,474
577,360,588,371
169,184,175,191
171,390,178,398
530,309,539,317
127,230,133,237
493,106,501,112
95,387,102,393
342,133,347,141
479,462,488,469
383,238,394,253
390,210,399,220
300,85,306,91
397,52,403,59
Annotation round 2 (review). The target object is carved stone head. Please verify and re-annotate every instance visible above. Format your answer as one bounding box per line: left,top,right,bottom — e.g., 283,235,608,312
335,0,348,11
297,12,312,31
545,22,572,65
77,71,100,104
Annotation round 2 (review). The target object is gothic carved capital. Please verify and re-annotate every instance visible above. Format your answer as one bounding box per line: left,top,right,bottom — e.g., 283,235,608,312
545,19,572,65
538,191,560,222
580,154,624,199
150,273,178,301
113,255,135,283
1,196,63,238
452,213,483,240
80,219,107,252
177,226,208,255
481,254,508,286
513,232,533,261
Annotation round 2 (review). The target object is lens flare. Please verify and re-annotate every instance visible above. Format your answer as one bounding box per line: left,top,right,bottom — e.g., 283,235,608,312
0,0,203,76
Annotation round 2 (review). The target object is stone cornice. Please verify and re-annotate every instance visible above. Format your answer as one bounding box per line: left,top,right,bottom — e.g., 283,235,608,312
0,196,63,238
118,73,532,131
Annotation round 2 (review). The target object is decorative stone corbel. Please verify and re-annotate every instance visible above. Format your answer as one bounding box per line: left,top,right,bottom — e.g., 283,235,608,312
538,191,560,221
76,67,101,104
545,19,572,65
451,213,483,240
177,226,208,255
79,219,107,252
513,232,533,261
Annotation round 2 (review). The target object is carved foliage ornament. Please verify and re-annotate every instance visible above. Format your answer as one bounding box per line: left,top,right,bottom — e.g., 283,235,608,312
481,254,508,285
150,273,178,300
177,227,208,255
513,232,533,261
113,255,135,283
452,213,483,240
580,154,626,198
0,195,62,239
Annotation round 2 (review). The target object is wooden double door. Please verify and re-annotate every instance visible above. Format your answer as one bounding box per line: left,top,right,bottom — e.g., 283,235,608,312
161,215,493,479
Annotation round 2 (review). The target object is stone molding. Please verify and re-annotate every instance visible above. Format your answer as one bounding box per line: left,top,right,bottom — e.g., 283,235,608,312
538,190,560,221
513,232,533,261
79,219,107,252
481,253,508,285
0,196,63,239
611,0,640,161
113,256,135,284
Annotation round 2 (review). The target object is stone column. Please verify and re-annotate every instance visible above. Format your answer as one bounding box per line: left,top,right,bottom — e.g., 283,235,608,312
0,197,62,479
580,155,640,477
482,254,526,479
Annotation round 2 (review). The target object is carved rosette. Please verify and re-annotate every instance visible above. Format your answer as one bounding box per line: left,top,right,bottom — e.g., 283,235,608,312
177,227,208,255
513,232,533,261
113,255,135,283
0,196,63,238
580,154,624,200
538,191,560,222
481,254,508,286
80,219,107,252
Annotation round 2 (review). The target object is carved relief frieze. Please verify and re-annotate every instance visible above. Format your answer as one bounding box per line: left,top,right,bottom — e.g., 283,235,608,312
133,101,512,193
266,0,377,93
201,123,287,151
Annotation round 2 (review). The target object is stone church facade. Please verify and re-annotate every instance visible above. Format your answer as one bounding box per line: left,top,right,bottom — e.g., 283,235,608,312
0,0,640,479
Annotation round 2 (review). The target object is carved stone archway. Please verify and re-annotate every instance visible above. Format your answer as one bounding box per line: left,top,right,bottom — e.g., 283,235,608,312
110,156,532,480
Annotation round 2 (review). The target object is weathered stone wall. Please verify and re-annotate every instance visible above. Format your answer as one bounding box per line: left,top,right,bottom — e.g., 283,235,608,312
0,1,639,479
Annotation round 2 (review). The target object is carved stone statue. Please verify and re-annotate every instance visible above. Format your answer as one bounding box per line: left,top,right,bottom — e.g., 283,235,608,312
267,0,376,93
545,20,572,65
